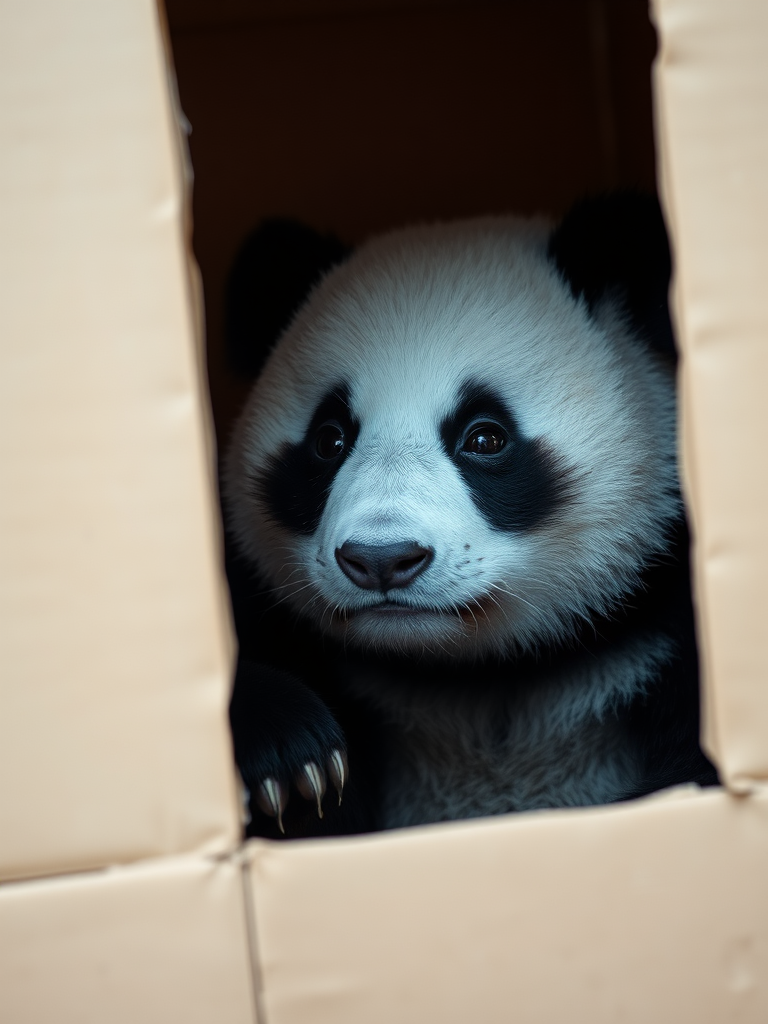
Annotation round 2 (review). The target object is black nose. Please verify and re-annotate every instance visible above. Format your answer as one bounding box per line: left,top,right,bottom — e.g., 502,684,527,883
335,541,434,591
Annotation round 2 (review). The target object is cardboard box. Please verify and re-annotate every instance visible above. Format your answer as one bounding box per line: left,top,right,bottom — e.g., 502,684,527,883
1,0,767,1020
0,0,240,884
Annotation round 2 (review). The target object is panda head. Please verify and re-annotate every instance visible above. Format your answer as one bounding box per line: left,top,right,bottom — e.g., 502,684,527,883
225,197,680,661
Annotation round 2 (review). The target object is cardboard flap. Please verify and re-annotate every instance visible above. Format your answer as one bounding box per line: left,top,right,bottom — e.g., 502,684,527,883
0,855,255,1024
0,0,238,882
248,789,768,1024
652,0,768,788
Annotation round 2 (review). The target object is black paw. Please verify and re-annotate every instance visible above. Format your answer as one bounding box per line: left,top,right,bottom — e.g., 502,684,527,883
229,661,350,837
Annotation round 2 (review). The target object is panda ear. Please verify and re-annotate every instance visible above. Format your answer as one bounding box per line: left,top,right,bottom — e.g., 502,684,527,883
226,219,352,378
547,193,675,358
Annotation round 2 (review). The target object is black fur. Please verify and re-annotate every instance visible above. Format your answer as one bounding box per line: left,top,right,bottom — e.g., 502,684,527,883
260,383,359,536
547,191,675,359
226,219,352,378
230,660,376,837
440,379,572,533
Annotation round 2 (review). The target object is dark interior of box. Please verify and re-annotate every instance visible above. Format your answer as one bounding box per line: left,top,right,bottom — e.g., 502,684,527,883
164,0,658,447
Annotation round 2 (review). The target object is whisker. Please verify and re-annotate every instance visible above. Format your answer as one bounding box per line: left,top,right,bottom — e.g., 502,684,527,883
268,578,317,611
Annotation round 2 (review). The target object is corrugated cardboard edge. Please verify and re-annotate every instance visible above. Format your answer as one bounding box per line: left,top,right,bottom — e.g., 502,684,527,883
651,0,768,787
155,0,220,481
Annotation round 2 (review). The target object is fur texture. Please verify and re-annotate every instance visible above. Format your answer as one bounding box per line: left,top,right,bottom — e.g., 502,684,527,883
224,196,717,837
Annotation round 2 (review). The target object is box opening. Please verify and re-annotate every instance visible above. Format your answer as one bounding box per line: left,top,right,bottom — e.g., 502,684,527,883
163,0,718,838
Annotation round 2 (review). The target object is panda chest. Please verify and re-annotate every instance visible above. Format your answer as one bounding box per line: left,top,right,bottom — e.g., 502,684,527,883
362,674,641,829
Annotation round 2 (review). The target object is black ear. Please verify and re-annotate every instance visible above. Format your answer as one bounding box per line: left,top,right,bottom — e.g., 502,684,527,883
226,219,352,379
547,193,675,358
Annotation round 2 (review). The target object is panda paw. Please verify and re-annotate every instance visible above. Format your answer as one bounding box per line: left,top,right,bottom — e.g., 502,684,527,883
229,661,349,836
250,748,349,833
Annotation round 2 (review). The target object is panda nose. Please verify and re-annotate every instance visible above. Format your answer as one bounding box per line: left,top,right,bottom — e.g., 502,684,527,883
335,541,434,591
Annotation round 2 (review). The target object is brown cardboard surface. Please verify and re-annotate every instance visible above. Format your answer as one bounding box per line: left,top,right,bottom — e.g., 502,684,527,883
248,788,768,1024
652,0,768,786
0,0,239,881
0,854,255,1024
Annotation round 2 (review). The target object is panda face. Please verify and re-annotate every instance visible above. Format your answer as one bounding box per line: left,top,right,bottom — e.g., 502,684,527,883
226,217,680,660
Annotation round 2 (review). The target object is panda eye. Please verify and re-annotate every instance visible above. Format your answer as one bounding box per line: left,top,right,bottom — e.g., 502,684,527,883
462,422,507,456
315,421,346,460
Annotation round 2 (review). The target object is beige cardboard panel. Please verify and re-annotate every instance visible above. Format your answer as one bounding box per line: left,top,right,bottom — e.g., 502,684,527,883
248,788,768,1024
0,855,255,1024
0,0,239,881
651,0,768,784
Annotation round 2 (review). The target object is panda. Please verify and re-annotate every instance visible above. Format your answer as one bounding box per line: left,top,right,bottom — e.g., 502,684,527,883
223,194,718,839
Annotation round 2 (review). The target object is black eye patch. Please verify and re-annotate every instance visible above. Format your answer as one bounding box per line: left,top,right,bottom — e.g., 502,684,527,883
257,383,359,536
440,380,572,532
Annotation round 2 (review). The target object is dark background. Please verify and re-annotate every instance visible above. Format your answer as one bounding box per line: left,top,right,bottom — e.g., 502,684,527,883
165,0,658,444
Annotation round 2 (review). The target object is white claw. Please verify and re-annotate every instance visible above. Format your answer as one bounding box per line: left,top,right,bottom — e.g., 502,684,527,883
327,749,348,806
255,777,288,834
239,779,252,827
296,762,326,818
